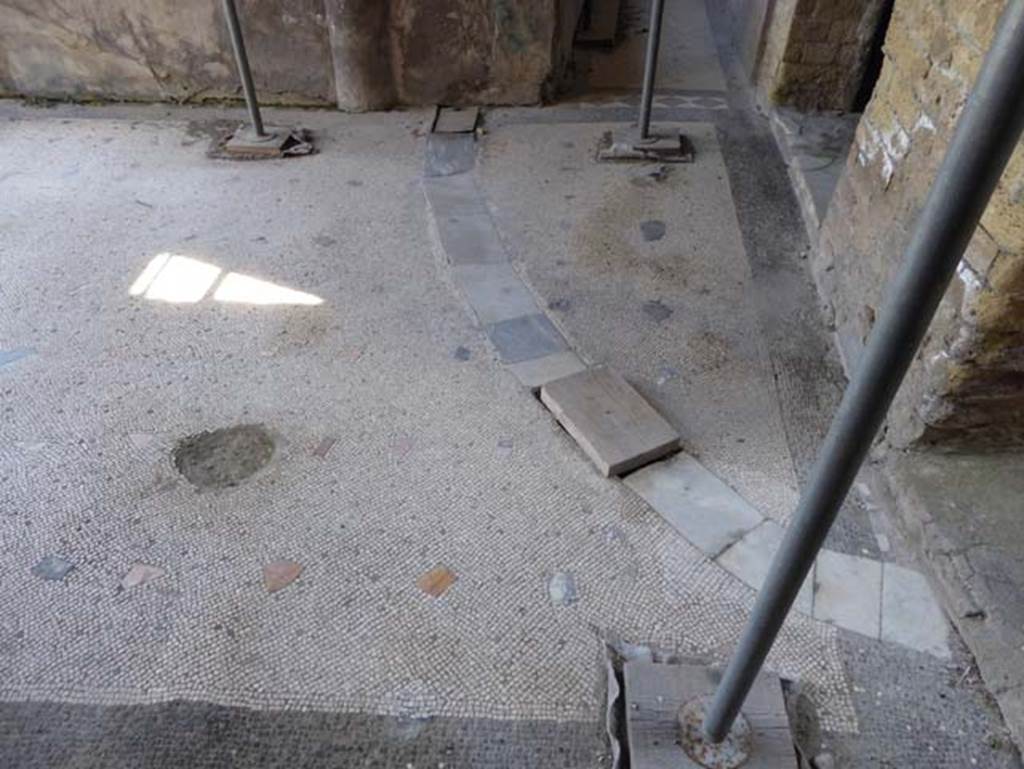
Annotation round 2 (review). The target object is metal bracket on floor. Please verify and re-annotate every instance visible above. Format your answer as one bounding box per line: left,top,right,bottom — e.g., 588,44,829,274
598,129,695,163
597,0,694,164
220,0,312,158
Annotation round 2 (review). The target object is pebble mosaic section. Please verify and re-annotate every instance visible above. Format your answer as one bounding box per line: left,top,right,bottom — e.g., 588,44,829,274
627,454,951,657
564,93,729,112
0,116,858,734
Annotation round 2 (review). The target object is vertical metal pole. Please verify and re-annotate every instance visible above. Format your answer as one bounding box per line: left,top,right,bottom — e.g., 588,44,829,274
638,0,667,140
222,0,265,137
703,0,1024,743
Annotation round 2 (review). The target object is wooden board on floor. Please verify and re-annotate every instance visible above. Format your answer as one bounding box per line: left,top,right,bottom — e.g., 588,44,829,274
624,661,798,769
540,367,679,476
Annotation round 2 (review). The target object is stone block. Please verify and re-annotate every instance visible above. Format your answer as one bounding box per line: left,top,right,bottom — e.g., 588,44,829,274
716,521,814,614
486,314,568,364
880,563,950,657
625,453,764,557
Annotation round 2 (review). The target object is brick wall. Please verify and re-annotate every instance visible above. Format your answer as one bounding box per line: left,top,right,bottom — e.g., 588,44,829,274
816,0,1024,448
751,0,888,110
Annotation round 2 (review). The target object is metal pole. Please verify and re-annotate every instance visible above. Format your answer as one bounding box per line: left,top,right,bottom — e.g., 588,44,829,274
637,0,667,140
222,0,265,137
703,0,1024,743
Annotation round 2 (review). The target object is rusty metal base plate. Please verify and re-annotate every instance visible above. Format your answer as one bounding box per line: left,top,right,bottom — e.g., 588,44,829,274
623,661,798,769
225,126,291,157
598,129,695,163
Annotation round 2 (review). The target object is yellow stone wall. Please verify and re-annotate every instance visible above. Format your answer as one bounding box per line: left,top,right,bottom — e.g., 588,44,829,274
815,0,1024,446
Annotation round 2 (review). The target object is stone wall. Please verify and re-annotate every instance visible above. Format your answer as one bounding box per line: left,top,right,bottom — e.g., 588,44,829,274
731,0,889,111
0,0,582,110
0,0,336,105
769,0,889,110
815,0,1024,448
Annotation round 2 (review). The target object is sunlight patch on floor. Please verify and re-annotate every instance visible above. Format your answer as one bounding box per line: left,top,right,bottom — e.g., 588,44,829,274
129,253,322,306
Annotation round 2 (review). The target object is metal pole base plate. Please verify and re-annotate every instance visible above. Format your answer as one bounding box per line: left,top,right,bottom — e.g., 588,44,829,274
623,660,797,768
224,125,313,158
598,129,695,163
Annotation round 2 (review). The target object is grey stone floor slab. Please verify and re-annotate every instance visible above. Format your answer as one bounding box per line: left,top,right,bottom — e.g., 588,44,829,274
485,313,569,363
625,452,764,557
506,351,587,389
435,212,508,266
424,133,476,177
716,520,814,614
880,563,950,658
422,175,489,217
813,550,882,639
452,263,540,324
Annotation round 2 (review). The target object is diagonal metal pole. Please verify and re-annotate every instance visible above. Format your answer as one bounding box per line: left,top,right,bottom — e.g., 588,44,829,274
637,0,667,140
222,0,265,137
702,0,1024,743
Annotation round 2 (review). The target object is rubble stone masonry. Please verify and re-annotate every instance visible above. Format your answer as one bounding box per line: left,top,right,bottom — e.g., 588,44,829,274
815,0,1024,448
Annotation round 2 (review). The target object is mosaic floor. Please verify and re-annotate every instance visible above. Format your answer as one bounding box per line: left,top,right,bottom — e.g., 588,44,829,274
0,1,1020,765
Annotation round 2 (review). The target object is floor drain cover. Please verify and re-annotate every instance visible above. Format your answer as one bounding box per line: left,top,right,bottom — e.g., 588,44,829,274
173,424,274,489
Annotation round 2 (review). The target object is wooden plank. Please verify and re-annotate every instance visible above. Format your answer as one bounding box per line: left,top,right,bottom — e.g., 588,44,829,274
624,661,797,769
540,367,679,476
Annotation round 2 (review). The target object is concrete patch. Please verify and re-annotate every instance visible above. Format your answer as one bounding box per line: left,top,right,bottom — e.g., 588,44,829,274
813,550,882,639
880,563,950,658
485,313,568,363
625,453,764,557
172,425,275,490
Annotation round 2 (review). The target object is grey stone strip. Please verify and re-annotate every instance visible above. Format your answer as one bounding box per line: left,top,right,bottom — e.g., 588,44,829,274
0,699,604,769
423,174,585,386
626,453,950,656
565,94,729,111
424,133,478,178
421,129,948,657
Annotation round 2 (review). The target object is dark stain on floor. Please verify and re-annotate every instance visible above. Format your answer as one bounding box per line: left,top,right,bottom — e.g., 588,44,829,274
172,424,274,490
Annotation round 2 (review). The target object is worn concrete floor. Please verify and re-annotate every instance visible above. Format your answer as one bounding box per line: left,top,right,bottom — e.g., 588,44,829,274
0,0,1020,766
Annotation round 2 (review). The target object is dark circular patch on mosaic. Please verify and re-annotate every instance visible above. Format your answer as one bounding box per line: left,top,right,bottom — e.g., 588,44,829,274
173,424,274,490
